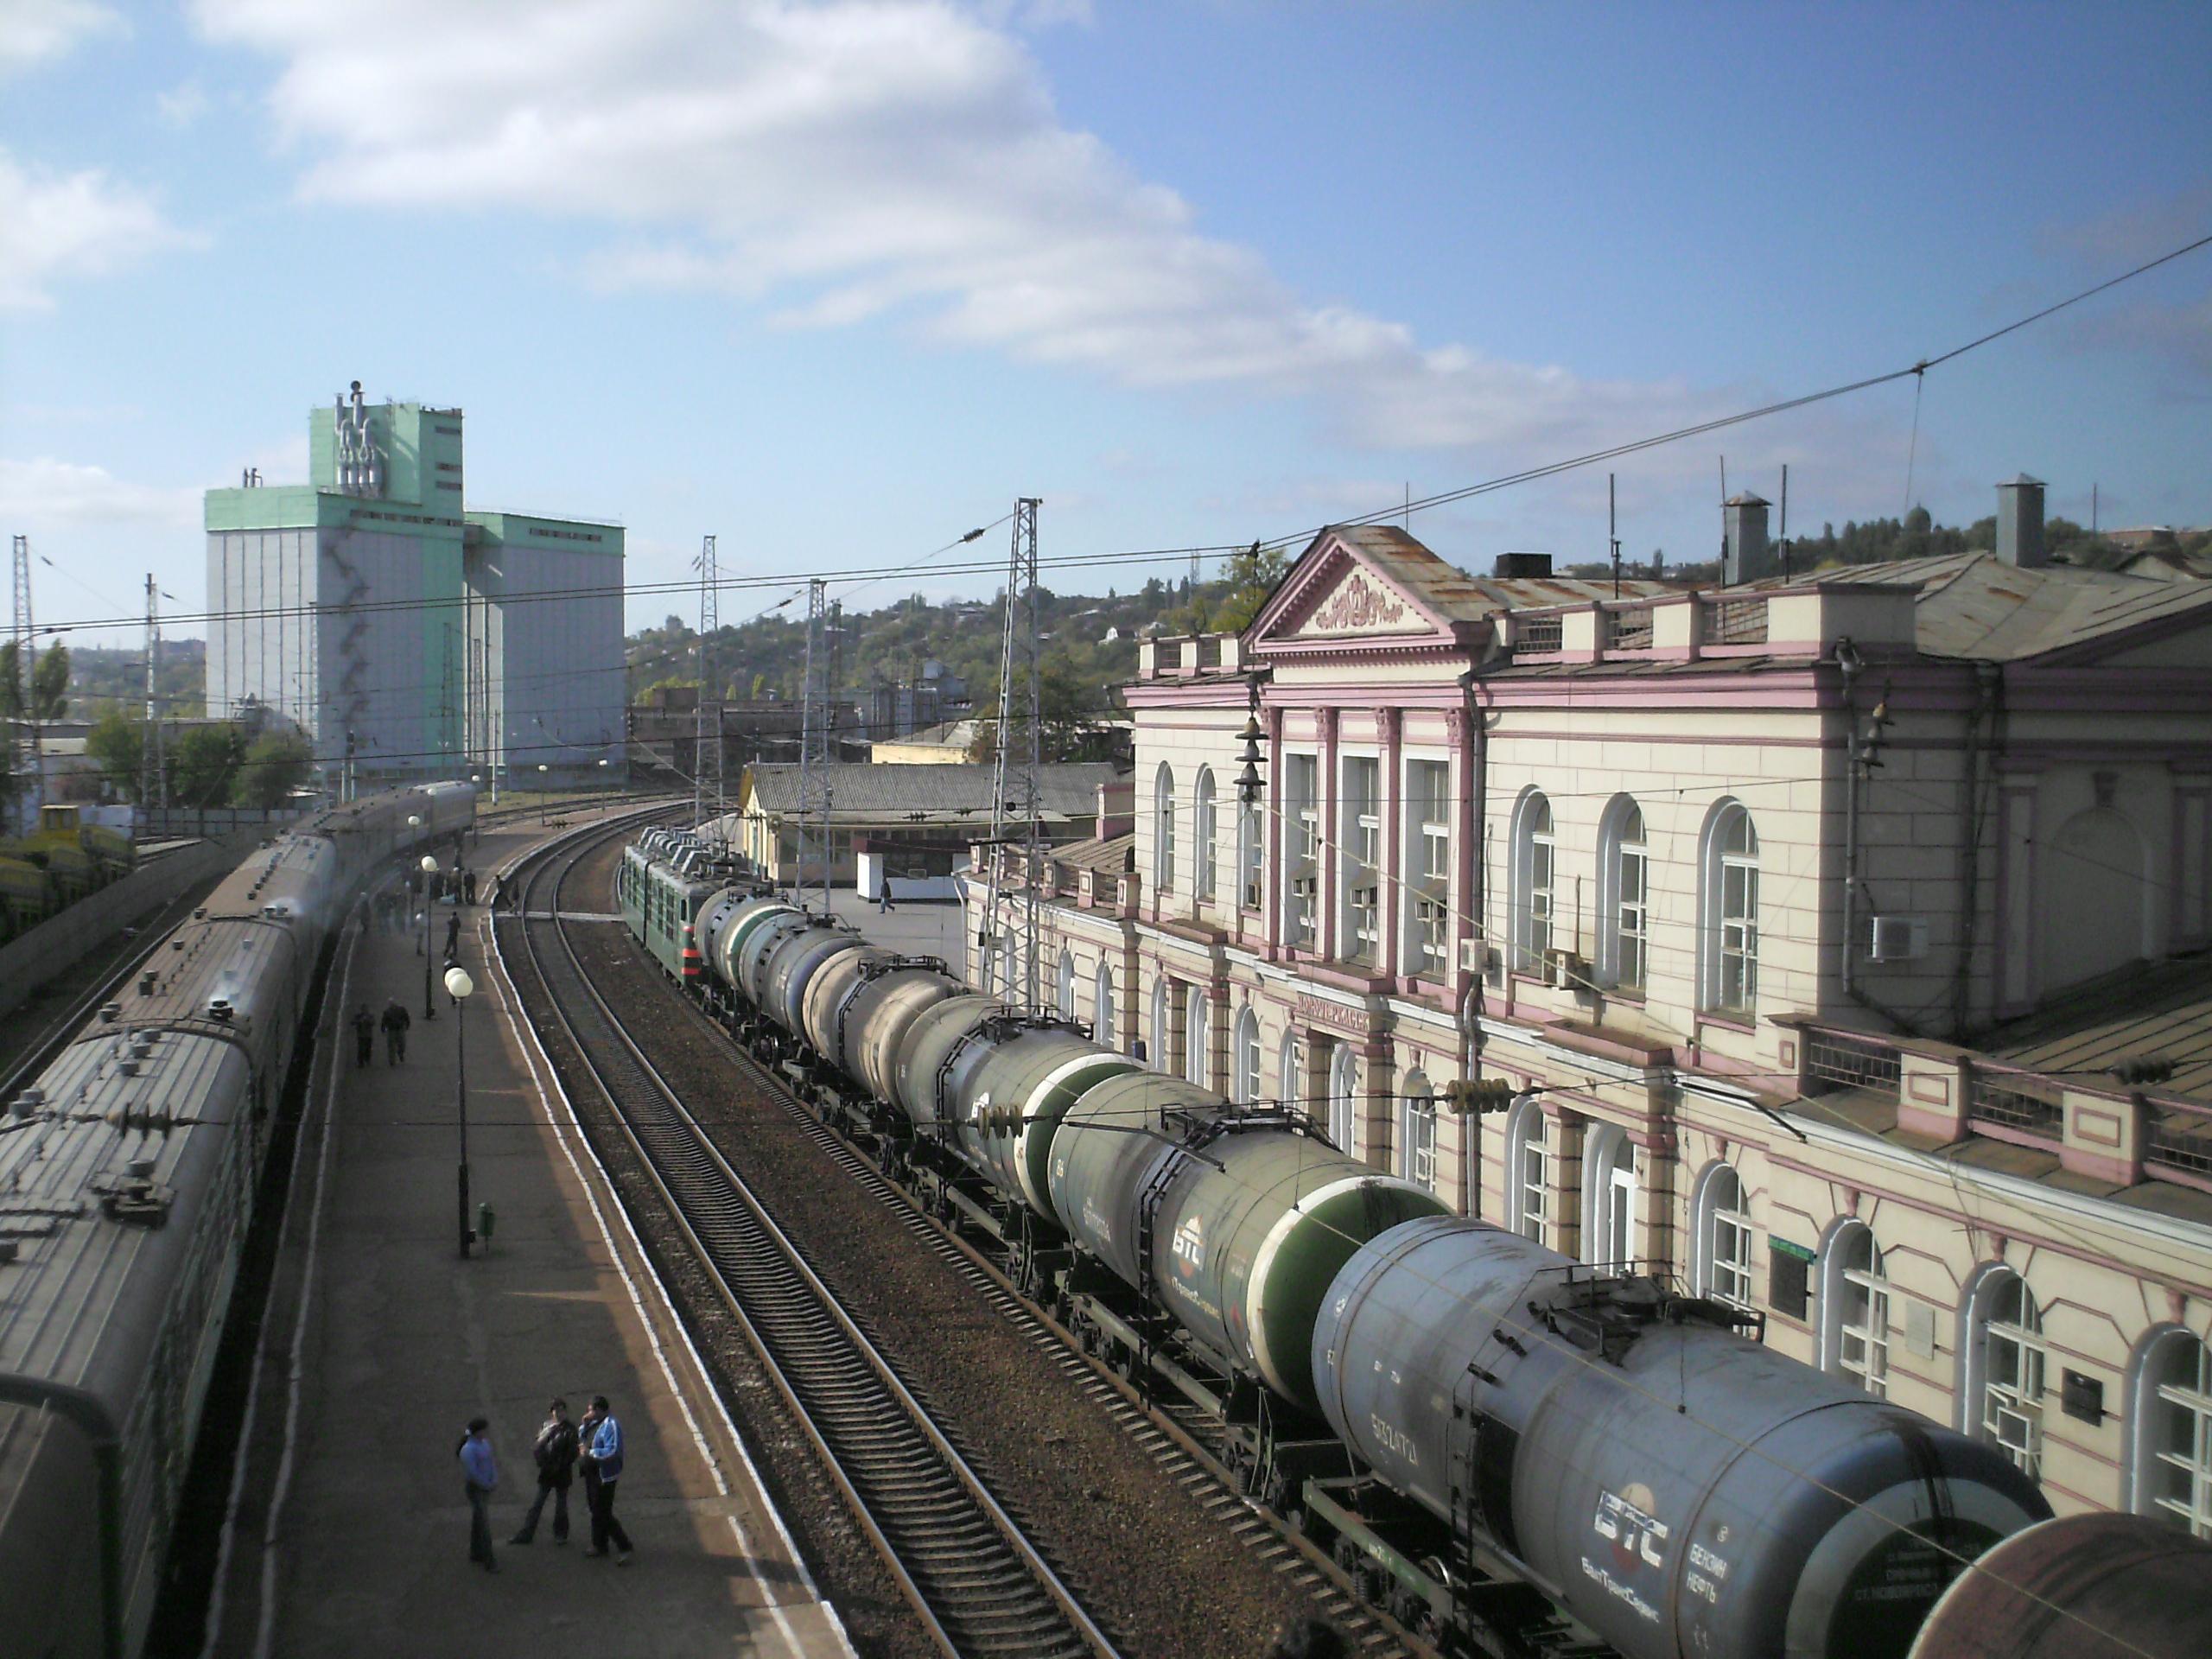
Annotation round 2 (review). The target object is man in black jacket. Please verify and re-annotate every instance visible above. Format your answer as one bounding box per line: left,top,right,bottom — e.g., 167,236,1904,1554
379,998,410,1065
509,1399,581,1545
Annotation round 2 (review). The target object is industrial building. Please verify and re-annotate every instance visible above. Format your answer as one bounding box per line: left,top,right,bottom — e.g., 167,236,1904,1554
972,486,2212,1531
204,384,624,786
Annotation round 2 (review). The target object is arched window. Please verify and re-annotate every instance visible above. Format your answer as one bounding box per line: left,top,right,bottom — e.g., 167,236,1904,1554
1598,795,1649,994
1400,1071,1437,1192
1093,962,1116,1049
1511,790,1556,973
1147,975,1170,1071
1238,794,1264,910
1055,950,1077,1020
1701,801,1759,1013
1233,1007,1262,1104
1194,767,1218,902
1691,1162,1754,1310
1328,1046,1359,1155
1581,1123,1638,1268
1278,1030,1300,1116
1820,1220,1889,1397
2128,1327,2212,1537
1961,1266,2047,1478
1154,763,1178,896
1504,1096,1548,1243
1185,985,1211,1088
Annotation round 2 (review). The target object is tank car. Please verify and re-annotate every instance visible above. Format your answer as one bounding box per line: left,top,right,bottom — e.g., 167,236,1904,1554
1313,1215,2052,1659
1905,1511,2212,1659
0,783,473,1659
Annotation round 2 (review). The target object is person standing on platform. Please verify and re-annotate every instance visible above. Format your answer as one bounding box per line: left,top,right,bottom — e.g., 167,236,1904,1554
459,1418,499,1573
575,1398,607,1535
444,909,462,963
380,998,410,1065
352,1004,376,1069
463,868,478,906
580,1395,633,1563
509,1399,580,1546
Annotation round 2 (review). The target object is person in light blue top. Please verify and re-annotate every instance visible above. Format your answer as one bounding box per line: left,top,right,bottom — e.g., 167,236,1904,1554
580,1394,633,1562
458,1417,499,1573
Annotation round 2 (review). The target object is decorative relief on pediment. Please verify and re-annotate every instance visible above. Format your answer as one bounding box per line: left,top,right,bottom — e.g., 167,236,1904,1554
1298,570,1409,634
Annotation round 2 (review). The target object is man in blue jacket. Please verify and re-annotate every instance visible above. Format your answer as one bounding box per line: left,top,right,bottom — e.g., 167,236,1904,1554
580,1395,633,1563
459,1417,499,1573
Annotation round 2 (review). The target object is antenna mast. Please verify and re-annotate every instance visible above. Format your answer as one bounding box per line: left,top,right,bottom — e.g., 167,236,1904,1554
796,577,830,911
10,537,38,829
1608,473,1621,599
983,499,1043,1007
695,534,717,835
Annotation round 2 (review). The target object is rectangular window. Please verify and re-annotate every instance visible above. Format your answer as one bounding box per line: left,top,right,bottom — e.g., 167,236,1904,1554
1240,797,1264,911
1840,1267,1890,1398
1516,1141,1548,1243
1617,838,1648,993
1344,757,1379,964
1407,760,1451,976
2153,1363,2212,1537
1287,754,1319,948
1710,1202,1754,1311
1720,856,1758,1010
1985,1319,2046,1476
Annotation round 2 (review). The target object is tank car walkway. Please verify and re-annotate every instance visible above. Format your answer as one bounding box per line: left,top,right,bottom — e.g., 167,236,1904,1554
199,809,851,1659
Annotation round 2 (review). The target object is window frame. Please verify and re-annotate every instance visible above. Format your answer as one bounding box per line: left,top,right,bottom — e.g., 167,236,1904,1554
1154,762,1178,896
1194,767,1218,902
1328,1045,1359,1156
1185,984,1211,1089
1233,1007,1262,1104
1599,795,1649,994
1092,962,1116,1050
1511,790,1557,974
1408,759,1452,978
1821,1219,1890,1398
1504,1096,1548,1243
1692,1162,1755,1312
1342,755,1382,964
1580,1122,1638,1268
1702,800,1760,1014
1400,1071,1437,1192
2129,1326,2212,1538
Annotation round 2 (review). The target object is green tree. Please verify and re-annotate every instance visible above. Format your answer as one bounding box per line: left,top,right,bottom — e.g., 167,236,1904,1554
85,710,145,800
171,725,245,806
0,640,20,717
232,728,314,807
29,643,68,720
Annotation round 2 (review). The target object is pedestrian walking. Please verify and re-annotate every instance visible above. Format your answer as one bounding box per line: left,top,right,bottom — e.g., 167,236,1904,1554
459,1417,499,1572
462,868,478,906
579,1395,633,1562
879,876,895,914
380,998,411,1065
352,1004,376,1069
445,909,462,962
509,1399,580,1545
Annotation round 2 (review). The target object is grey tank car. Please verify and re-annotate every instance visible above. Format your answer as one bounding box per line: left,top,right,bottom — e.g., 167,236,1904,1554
624,841,2065,1659
0,783,474,1659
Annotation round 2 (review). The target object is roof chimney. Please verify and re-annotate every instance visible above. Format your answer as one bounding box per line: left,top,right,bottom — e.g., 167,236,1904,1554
1996,474,2046,569
1492,552,1553,578
1723,493,1772,584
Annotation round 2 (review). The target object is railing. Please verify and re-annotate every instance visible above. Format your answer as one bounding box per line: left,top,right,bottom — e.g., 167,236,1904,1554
1605,606,1655,650
1804,1030,1902,1100
2146,1109,2212,1179
1516,615,1564,654
1968,1072,2064,1137
1707,597,1770,645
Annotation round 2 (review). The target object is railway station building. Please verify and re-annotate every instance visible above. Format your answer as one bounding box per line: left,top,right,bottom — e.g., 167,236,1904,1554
966,487,2212,1532
204,383,626,789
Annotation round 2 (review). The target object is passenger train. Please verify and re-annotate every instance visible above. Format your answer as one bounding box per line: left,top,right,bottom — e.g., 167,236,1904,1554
620,827,2071,1659
0,782,474,1659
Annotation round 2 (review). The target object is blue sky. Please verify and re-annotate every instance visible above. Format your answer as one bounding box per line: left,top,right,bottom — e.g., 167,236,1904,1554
2,0,2207,645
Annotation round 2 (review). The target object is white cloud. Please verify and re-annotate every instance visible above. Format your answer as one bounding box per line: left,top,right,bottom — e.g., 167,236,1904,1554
156,79,211,127
0,456,203,531
0,145,201,308
194,0,1735,464
0,0,123,78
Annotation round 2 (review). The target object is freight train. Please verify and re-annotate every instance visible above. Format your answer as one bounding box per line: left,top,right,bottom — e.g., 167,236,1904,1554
623,829,2056,1659
0,782,474,1659
0,803,137,944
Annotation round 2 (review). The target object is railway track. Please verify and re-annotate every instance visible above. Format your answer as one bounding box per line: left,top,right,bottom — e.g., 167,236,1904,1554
512,823,1122,1659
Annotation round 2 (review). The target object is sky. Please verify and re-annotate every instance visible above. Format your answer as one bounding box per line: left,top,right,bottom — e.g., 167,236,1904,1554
2,0,2209,645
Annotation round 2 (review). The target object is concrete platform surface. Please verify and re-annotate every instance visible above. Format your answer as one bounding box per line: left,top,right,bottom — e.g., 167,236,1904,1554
200,809,851,1659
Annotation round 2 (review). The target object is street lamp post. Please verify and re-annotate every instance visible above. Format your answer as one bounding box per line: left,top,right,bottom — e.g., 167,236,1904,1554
419,852,440,1020
538,763,550,824
447,963,475,1257
406,816,424,957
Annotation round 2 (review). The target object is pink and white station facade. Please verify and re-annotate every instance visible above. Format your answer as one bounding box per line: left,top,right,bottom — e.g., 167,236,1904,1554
968,516,2212,1531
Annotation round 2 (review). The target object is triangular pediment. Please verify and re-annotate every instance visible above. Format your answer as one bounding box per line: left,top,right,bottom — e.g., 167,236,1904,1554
1244,525,1482,656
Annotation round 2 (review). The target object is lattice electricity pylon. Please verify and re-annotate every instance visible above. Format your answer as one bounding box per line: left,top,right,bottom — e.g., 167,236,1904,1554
982,499,1043,1007
794,577,831,911
693,534,718,834
142,574,167,815
10,536,36,825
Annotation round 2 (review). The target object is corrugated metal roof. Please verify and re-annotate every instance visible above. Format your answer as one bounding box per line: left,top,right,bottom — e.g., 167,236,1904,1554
1325,524,1675,622
1983,951,2212,1103
1050,833,1135,874
745,761,1117,819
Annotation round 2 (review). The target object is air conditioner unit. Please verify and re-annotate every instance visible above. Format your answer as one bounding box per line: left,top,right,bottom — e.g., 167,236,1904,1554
1867,914,1929,963
1460,937,1506,986
1544,948,1590,991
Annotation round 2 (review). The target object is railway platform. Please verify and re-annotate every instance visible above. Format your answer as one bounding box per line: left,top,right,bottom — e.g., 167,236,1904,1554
199,807,851,1659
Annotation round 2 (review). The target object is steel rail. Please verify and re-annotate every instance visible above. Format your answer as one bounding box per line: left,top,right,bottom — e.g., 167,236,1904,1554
510,825,1121,1659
